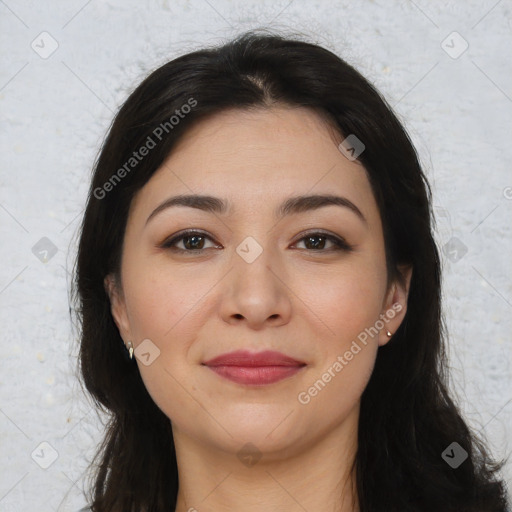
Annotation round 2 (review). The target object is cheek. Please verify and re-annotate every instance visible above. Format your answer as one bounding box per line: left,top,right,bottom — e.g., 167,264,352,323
294,258,387,345
293,269,384,423
123,270,207,424
123,262,210,343
121,262,215,406
291,258,386,408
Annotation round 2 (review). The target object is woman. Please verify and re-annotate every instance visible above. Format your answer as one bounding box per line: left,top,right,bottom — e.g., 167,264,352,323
73,31,509,511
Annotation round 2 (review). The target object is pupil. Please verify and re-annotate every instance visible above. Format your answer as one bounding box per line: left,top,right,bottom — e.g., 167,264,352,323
306,236,325,250
184,235,204,250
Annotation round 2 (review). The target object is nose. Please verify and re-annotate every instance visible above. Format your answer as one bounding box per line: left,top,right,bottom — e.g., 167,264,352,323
219,245,293,330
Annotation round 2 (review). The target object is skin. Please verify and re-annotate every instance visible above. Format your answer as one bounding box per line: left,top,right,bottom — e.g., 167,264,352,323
105,105,412,512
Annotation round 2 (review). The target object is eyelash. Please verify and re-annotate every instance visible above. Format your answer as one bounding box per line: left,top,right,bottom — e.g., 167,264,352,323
159,229,353,254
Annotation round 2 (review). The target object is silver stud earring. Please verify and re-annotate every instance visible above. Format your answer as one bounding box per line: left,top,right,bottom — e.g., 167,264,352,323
386,331,392,337
126,340,134,360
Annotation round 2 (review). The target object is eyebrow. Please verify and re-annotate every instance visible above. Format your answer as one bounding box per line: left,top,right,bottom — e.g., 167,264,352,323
145,193,367,226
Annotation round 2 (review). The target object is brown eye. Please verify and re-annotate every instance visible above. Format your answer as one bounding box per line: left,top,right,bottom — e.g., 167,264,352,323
181,234,206,250
294,232,353,252
161,230,218,252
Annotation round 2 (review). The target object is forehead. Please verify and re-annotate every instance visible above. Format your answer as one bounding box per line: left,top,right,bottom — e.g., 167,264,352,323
130,106,379,225
168,106,345,169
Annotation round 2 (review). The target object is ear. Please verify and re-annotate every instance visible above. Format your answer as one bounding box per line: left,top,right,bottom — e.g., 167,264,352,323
104,273,132,343
378,264,412,347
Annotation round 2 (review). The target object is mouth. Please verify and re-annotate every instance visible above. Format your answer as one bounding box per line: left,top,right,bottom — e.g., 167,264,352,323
202,350,307,386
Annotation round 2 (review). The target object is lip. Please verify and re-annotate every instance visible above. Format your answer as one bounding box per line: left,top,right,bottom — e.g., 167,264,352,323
203,350,305,367
202,350,306,386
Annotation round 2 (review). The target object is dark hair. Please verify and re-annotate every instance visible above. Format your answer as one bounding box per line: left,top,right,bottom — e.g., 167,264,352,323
72,30,509,511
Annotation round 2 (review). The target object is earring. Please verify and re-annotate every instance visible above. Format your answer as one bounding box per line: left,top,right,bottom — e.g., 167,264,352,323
386,331,392,337
126,341,134,360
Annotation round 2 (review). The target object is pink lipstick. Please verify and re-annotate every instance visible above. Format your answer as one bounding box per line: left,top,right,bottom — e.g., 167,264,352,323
202,350,306,386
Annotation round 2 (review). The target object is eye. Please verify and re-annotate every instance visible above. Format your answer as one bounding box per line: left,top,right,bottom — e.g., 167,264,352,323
292,231,353,252
160,230,219,252
160,229,353,254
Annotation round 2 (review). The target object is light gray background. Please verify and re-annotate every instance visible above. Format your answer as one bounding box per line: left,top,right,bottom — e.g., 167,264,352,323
0,1,511,510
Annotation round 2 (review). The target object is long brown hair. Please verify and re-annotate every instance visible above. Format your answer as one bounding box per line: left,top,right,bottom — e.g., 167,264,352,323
72,31,509,511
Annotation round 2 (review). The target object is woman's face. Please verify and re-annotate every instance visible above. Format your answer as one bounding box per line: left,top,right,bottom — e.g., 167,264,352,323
106,106,410,458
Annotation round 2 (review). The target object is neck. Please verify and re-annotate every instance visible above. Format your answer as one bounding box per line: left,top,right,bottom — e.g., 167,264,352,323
173,407,360,512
